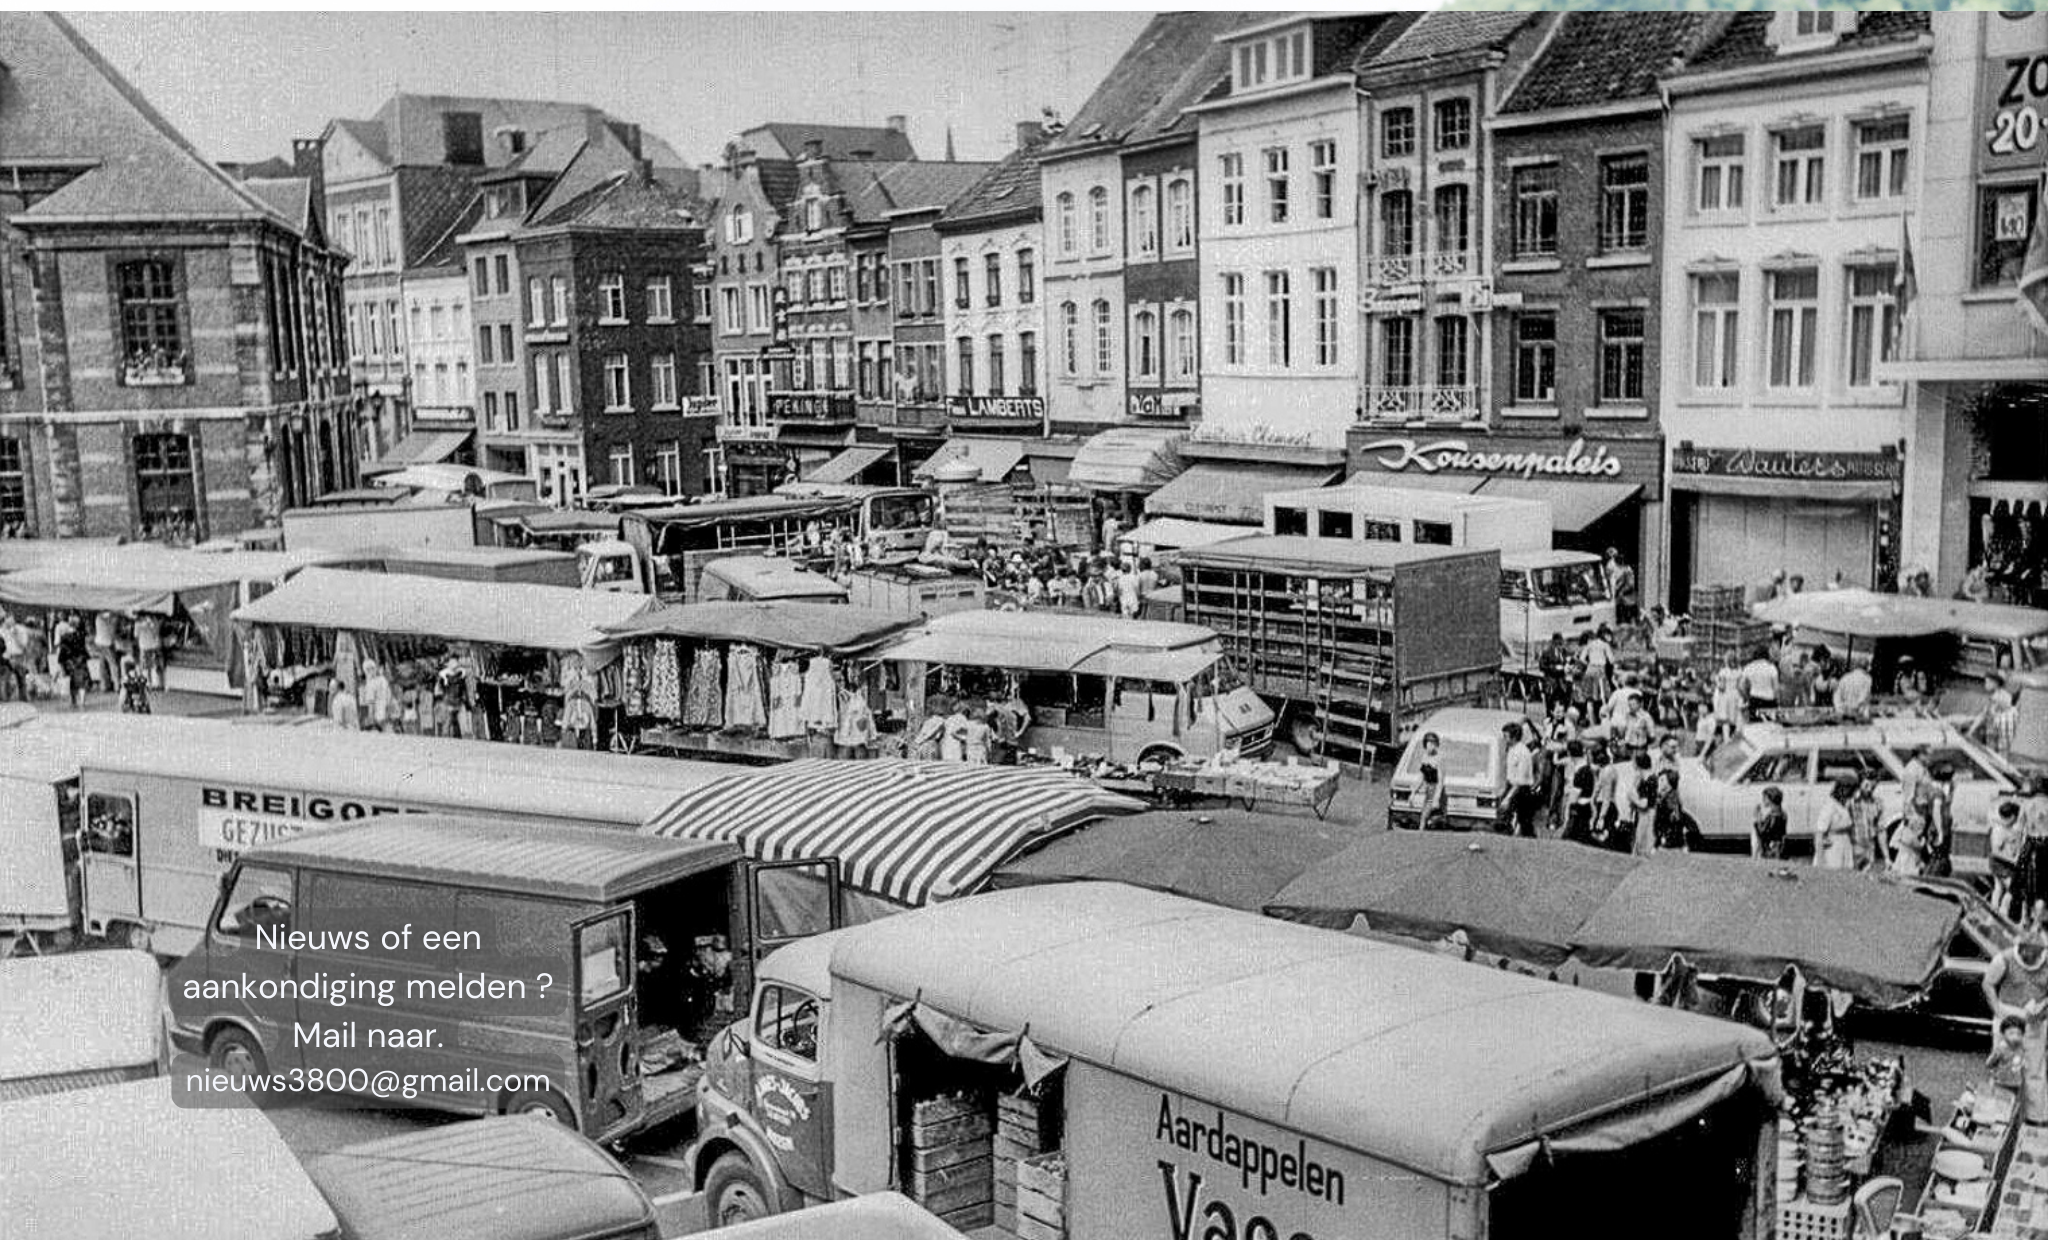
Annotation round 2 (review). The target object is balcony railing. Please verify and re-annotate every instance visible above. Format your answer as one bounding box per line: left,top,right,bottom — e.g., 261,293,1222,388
1362,385,1480,424
1369,250,1473,286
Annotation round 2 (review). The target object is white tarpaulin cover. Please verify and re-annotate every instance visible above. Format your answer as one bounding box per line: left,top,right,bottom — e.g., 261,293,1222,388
233,566,651,661
828,883,1781,1187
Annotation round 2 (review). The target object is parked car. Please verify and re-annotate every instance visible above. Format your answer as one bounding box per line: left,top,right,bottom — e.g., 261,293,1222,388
1678,718,2019,874
1883,874,2020,1036
1386,707,1524,831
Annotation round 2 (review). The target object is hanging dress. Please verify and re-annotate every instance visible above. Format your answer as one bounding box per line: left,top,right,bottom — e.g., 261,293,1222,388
768,660,805,740
333,630,361,692
649,639,684,719
725,645,767,732
622,643,649,716
800,656,839,733
683,646,723,729
559,657,598,745
833,687,877,751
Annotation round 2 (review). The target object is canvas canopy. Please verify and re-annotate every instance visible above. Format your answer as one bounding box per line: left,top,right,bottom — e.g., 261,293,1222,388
830,883,1780,1187
234,566,650,663
643,759,1143,906
0,546,321,615
604,602,913,655
1756,588,2048,643
991,809,1351,911
1068,427,1184,493
1123,517,1253,553
1145,463,1340,525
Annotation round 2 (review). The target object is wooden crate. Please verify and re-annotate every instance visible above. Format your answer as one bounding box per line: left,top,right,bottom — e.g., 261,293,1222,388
1013,1151,1065,1240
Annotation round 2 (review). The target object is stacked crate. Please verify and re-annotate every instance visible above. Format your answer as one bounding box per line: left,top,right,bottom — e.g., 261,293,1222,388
994,1091,1048,1234
1689,584,1770,670
1014,1152,1067,1240
909,1094,994,1231
942,485,1096,552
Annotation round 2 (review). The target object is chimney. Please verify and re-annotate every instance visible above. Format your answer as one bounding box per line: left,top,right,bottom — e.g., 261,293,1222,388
292,136,328,226
885,114,907,134
610,121,644,160
1015,121,1047,152
637,158,655,185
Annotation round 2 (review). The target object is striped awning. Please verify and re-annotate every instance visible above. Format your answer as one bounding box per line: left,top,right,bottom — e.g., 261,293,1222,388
642,759,1144,906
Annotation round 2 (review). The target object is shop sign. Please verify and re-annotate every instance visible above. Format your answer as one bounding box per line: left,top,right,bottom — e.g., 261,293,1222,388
716,422,778,442
1461,285,1522,311
1981,53,2048,173
1355,434,1623,480
767,392,854,420
197,785,408,857
1359,286,1423,315
1670,446,1902,483
675,396,721,419
1188,422,1315,449
1127,391,1200,420
948,394,1045,420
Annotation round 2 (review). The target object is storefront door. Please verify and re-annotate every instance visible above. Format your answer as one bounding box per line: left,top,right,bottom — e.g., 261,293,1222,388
1691,496,1876,594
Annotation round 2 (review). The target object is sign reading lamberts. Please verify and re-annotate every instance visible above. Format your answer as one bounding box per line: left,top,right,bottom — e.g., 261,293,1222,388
1355,435,1624,480
946,394,1045,421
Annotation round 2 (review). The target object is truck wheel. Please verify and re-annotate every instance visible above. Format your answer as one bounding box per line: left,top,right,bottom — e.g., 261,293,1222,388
103,920,152,954
207,1026,267,1077
1287,715,1321,756
503,1088,577,1126
1138,745,1182,767
705,1152,774,1227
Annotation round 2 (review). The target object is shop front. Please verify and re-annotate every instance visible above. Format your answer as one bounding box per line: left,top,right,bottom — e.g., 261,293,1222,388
1960,384,2048,606
1345,431,1661,568
1068,427,1187,532
1145,428,1346,531
1667,444,1902,612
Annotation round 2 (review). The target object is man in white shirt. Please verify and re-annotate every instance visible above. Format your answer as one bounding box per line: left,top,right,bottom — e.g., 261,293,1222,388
1741,652,1780,715
1833,663,1873,717
1503,722,1539,838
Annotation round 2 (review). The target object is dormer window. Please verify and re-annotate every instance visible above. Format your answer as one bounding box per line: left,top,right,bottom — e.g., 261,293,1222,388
1771,10,1854,53
727,205,754,245
802,192,825,233
1233,25,1310,94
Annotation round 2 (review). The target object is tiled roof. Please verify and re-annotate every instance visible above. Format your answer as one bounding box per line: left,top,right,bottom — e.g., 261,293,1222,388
394,165,484,266
939,141,1047,228
1681,10,1929,73
1202,14,1418,106
240,177,313,231
746,122,917,162
222,156,296,180
1362,10,1537,71
842,160,995,224
331,118,391,164
478,125,590,183
1046,12,1250,154
1,12,283,226
756,161,801,224
413,191,486,270
531,169,702,232
524,125,642,224
1502,12,1708,113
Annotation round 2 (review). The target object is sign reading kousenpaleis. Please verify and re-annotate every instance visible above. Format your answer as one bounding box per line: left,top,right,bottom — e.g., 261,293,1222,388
1355,435,1623,480
1670,446,1901,483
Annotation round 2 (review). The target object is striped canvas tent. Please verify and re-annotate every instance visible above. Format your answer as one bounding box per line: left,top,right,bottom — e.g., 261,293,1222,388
642,760,1144,907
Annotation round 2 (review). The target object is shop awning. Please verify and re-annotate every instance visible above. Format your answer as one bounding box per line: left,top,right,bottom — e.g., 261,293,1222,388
808,445,893,485
642,758,1144,906
1477,478,1642,534
1145,463,1341,524
1124,517,1252,552
913,437,1027,484
360,430,471,477
603,602,912,654
1669,474,1895,503
990,809,1353,912
1069,428,1185,493
375,463,529,495
0,547,319,615
233,566,650,662
1350,472,1485,494
1026,439,1080,487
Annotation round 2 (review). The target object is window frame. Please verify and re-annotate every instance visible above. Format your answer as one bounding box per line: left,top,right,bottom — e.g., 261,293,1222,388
1087,186,1111,254
1695,133,1747,214
1599,153,1651,253
1165,178,1194,253
1220,153,1246,228
1092,298,1115,376
1264,147,1290,225
1131,182,1159,258
1311,267,1339,368
1691,271,1741,391
1513,312,1558,406
1168,308,1196,382
1434,314,1469,390
1263,270,1291,368
1380,316,1416,388
646,276,675,323
1845,262,1898,389
652,352,679,408
1381,107,1416,159
1432,98,1472,153
1597,308,1647,406
598,273,628,323
1854,115,1911,204
1766,268,1820,390
133,431,200,541
1771,125,1827,210
1133,308,1160,381
1511,163,1561,260
984,252,1002,306
114,258,186,376
1221,273,1245,366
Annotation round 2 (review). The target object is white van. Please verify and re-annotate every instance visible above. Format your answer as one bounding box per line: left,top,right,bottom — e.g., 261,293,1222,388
0,950,164,1099
1385,707,1523,831
2,1078,339,1240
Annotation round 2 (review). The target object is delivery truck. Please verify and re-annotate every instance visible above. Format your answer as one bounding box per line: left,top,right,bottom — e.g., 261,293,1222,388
1174,536,1502,761
687,883,1784,1239
15,713,735,959
166,762,1138,1143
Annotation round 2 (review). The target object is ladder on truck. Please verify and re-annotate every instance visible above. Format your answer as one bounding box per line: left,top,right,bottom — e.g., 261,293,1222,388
1302,577,1385,777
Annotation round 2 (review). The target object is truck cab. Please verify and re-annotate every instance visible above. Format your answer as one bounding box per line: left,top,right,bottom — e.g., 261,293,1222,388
579,538,650,593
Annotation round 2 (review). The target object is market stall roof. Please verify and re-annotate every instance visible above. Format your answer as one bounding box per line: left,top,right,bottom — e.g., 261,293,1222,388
913,437,1026,485
360,428,471,477
809,444,894,485
375,463,530,495
831,883,1779,1187
1145,462,1342,525
233,566,650,657
0,537,125,575
1123,517,1248,552
644,759,1144,906
605,601,912,654
1568,855,1961,1008
1476,477,1641,535
1756,589,2048,642
1265,833,1638,967
0,546,334,614
1078,645,1218,682
880,609,1219,675
517,509,622,535
1068,427,1185,493
712,1194,965,1240
1176,534,1482,576
309,487,407,507
630,493,863,532
700,556,850,602
991,809,1352,911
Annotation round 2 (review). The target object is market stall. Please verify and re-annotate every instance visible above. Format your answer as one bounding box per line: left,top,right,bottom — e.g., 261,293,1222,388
987,808,1352,911
602,601,917,762
233,567,652,746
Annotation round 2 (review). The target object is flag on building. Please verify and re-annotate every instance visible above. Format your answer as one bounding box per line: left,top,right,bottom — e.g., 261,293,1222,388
2020,167,2048,336
1891,214,1917,356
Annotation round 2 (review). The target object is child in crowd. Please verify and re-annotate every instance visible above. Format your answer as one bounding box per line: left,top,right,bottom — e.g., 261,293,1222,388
1751,786,1787,860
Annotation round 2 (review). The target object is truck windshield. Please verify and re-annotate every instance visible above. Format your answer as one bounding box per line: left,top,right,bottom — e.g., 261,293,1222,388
585,554,636,585
1529,562,1610,608
869,493,932,531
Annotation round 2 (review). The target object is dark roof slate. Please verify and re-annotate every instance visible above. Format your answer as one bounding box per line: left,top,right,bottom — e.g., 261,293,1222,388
1362,10,1536,71
842,160,995,223
1682,10,1928,73
531,170,702,232
414,192,486,270
1046,12,1249,154
1502,12,1708,113
938,141,1046,228
393,165,484,266
748,122,916,162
